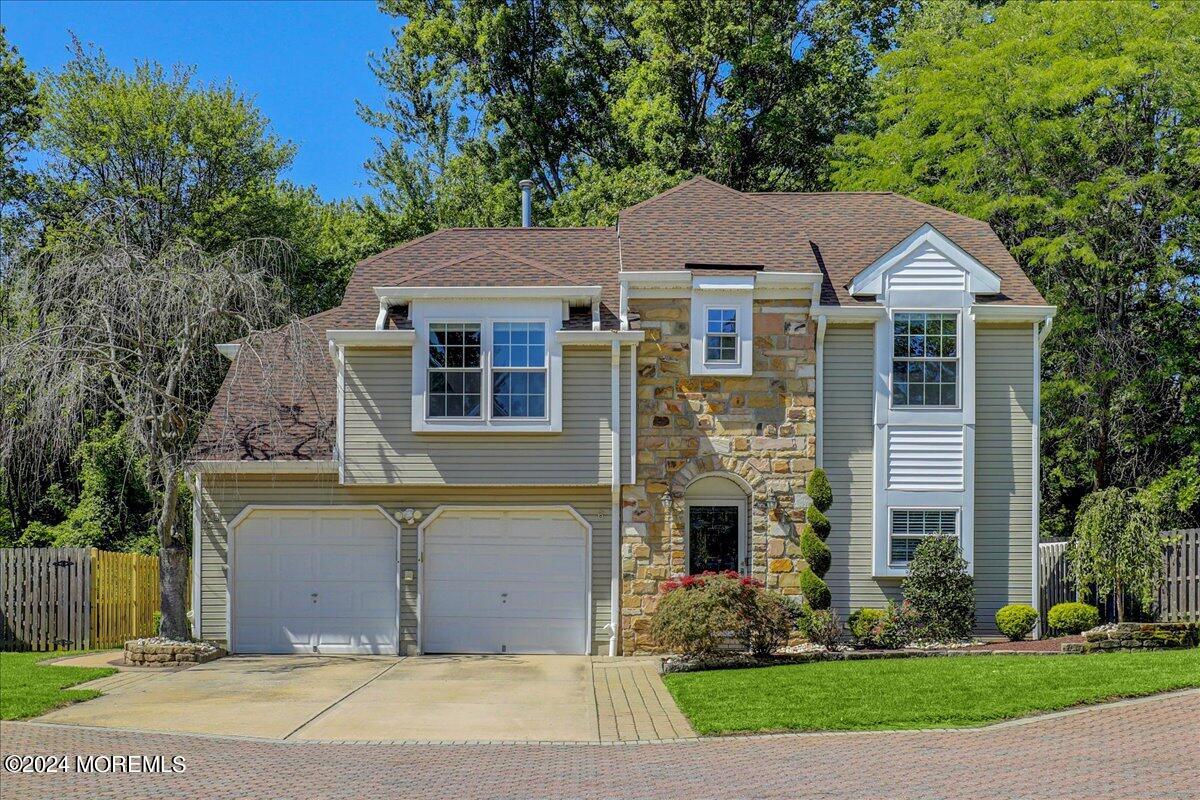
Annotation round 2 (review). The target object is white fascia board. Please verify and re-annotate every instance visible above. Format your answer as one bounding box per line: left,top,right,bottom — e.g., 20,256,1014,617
972,304,1057,323
187,460,339,474
375,285,602,305
812,305,886,324
327,329,417,347
621,270,824,299
848,223,1002,297
556,330,646,346
215,343,241,360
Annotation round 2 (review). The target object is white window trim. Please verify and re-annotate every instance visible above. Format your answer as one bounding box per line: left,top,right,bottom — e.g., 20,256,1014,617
887,507,961,568
702,305,740,366
689,286,753,376
425,321,487,422
889,309,962,411
411,302,563,433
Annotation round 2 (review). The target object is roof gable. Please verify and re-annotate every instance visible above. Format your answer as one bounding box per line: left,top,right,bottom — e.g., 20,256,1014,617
847,223,1001,297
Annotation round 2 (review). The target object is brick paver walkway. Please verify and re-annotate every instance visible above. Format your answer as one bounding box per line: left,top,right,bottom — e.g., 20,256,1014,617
3,691,1197,799
592,658,697,741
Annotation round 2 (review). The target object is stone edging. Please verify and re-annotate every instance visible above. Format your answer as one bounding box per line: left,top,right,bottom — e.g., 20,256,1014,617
11,689,1197,747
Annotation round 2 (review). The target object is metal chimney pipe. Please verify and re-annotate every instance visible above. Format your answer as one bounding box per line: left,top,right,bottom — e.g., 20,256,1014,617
519,179,533,227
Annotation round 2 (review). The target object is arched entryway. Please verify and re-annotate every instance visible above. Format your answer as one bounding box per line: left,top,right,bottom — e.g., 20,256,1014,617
684,474,750,574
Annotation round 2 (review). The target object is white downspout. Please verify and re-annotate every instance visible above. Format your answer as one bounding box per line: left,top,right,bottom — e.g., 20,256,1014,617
609,341,622,656
190,471,202,640
815,314,827,468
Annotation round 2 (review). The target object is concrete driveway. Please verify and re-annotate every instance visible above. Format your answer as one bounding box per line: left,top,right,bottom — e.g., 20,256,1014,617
36,654,693,742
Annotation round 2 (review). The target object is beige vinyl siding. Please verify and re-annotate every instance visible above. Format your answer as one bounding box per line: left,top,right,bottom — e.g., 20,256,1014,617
196,475,614,654
974,324,1035,635
620,345,632,485
822,326,898,610
342,345,611,485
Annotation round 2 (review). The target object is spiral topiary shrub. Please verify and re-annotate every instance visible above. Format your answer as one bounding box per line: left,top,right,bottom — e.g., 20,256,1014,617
995,604,1039,641
799,468,833,610
1047,601,1100,635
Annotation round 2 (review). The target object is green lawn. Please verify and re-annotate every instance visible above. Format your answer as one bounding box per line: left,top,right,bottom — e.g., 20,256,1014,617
0,651,118,720
663,649,1200,735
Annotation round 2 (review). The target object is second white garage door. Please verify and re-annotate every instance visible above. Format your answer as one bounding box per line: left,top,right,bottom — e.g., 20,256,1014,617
421,507,590,655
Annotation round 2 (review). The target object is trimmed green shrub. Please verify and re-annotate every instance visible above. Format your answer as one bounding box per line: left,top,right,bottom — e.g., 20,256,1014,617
650,571,799,657
847,608,887,646
798,526,831,574
847,602,922,649
1047,601,1100,635
806,468,833,510
799,568,831,610
995,604,1038,641
799,468,833,610
797,607,842,648
902,537,975,641
805,503,831,537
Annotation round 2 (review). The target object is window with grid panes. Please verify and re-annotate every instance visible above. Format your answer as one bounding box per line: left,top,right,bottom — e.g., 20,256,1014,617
427,323,482,418
704,308,738,363
892,312,959,407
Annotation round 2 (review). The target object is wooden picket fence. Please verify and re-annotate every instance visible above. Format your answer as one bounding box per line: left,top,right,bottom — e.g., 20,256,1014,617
0,547,190,651
1038,529,1200,627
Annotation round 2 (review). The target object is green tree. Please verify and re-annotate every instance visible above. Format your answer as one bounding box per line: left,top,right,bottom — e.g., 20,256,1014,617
0,26,41,270
363,0,900,228
831,0,1200,537
14,415,157,553
34,38,295,257
1069,487,1171,622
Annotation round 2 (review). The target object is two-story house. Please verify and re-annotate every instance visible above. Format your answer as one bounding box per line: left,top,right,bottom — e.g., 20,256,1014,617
188,176,1054,656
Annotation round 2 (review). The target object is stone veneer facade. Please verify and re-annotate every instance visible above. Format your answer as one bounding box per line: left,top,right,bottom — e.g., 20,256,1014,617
619,297,818,654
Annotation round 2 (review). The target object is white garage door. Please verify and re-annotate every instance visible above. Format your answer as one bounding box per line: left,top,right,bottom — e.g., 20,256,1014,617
422,507,589,655
233,508,397,655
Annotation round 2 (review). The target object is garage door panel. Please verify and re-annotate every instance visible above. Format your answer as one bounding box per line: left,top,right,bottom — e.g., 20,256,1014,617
233,510,397,655
422,508,588,655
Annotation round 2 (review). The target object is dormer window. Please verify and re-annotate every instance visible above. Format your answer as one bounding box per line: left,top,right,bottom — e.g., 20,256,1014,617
428,323,483,418
704,308,738,364
492,322,547,418
410,300,564,433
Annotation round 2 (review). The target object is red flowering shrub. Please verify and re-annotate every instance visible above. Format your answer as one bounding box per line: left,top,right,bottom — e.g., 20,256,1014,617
650,571,797,657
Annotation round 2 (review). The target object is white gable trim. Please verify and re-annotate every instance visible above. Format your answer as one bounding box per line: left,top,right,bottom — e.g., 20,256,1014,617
848,224,1001,298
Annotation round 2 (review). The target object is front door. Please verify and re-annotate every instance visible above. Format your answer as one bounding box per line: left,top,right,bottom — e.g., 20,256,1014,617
687,505,743,574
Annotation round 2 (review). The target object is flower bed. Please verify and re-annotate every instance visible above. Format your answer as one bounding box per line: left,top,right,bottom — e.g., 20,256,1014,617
124,638,225,666
660,643,1078,673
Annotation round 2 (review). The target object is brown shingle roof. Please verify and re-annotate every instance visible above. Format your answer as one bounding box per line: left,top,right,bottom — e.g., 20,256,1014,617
753,190,1045,306
192,177,1045,462
618,176,820,273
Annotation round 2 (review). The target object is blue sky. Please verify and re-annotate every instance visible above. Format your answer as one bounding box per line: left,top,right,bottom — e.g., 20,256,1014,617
3,0,396,200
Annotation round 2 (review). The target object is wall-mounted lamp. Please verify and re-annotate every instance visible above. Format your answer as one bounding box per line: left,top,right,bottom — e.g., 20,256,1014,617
395,508,423,524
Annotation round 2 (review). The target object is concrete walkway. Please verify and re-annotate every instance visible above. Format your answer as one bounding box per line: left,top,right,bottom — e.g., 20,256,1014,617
35,654,694,743
4,691,1197,799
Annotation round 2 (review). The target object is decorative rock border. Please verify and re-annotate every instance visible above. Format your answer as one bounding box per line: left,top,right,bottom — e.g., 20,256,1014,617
1061,622,1199,654
124,639,226,666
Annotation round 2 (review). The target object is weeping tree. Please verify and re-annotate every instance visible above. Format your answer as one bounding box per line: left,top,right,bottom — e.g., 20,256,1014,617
0,204,295,639
1069,488,1171,622
799,468,833,609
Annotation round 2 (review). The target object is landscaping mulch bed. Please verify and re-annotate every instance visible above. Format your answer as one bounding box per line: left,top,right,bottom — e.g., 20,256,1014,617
966,636,1084,653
